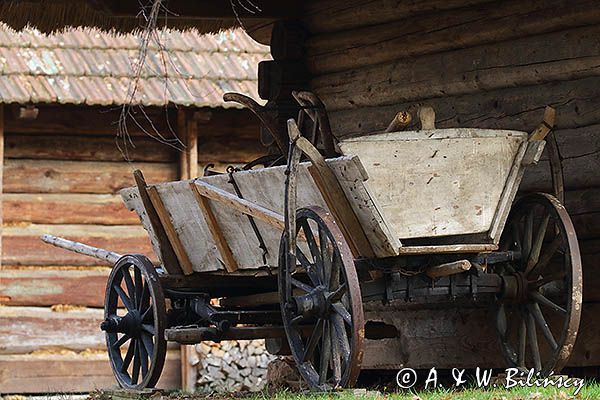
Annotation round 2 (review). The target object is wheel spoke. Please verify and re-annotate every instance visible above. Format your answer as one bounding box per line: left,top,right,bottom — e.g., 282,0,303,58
332,302,352,325
531,273,566,289
331,314,350,367
122,269,136,303
303,319,324,362
131,339,141,384
296,246,321,286
141,333,155,358
525,309,542,371
319,319,331,385
327,283,347,303
301,220,323,267
121,341,135,373
134,267,143,310
138,282,150,312
330,321,342,385
141,304,153,322
528,235,562,278
141,324,155,336
291,277,314,293
518,311,527,368
496,304,507,337
525,214,550,275
528,303,558,351
319,225,332,289
522,210,534,266
114,285,135,311
138,338,149,378
531,291,567,315
112,333,131,349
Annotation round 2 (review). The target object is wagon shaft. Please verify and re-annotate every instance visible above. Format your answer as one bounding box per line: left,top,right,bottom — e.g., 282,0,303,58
41,234,122,265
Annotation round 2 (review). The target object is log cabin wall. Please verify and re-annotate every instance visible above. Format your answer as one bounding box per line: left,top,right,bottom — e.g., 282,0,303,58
0,104,264,393
300,0,600,369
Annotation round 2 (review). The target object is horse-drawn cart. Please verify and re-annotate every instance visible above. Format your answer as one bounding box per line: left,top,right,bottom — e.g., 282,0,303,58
43,93,582,391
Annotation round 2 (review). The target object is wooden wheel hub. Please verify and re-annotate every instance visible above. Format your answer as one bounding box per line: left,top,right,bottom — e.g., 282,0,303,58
293,286,329,319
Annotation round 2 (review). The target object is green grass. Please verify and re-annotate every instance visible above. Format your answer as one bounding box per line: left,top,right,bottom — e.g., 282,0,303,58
248,381,600,400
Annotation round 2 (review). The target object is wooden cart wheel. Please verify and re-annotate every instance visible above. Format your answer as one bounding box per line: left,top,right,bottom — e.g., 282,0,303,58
102,254,167,389
495,193,582,375
278,206,364,391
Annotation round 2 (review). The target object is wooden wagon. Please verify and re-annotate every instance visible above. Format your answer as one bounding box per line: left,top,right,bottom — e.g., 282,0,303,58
43,92,582,391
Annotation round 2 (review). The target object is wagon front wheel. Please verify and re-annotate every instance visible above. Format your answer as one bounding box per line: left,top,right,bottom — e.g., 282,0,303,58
102,254,167,389
278,206,364,391
495,193,582,376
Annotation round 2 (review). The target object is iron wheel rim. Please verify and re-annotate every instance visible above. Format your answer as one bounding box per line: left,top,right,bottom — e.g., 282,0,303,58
495,193,582,376
278,206,364,391
104,254,167,389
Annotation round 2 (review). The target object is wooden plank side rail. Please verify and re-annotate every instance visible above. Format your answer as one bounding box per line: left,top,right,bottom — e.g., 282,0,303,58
147,186,194,275
191,179,286,230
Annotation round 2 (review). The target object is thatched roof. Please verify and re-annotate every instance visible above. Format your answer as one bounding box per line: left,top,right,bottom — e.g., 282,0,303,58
0,0,290,42
0,24,271,107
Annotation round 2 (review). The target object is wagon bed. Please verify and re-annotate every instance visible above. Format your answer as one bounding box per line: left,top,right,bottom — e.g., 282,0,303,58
121,127,536,274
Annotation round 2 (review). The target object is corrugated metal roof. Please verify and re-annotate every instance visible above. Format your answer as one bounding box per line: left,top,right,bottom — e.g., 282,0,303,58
0,24,270,108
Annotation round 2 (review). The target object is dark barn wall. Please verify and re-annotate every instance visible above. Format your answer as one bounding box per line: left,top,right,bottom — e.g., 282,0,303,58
301,0,600,368
0,104,264,393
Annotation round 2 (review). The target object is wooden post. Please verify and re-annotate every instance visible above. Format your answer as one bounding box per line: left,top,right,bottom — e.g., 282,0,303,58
178,108,199,392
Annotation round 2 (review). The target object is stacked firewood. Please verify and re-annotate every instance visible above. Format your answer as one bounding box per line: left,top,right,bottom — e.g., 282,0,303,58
193,339,275,392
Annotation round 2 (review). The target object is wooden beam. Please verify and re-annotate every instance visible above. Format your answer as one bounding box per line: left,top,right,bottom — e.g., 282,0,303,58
4,159,176,194
4,193,139,225
189,183,238,273
2,224,155,266
293,133,375,258
191,180,285,230
133,170,183,275
147,186,194,275
0,268,108,307
425,260,472,278
0,351,181,393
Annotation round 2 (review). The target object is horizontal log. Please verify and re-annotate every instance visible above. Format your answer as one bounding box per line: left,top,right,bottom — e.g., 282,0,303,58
329,76,600,137
5,134,177,162
198,138,266,164
0,268,109,307
4,159,177,194
312,25,600,111
3,224,156,266
306,0,600,74
0,351,181,393
362,301,600,369
4,193,139,225
304,0,495,34
5,103,178,137
0,306,106,354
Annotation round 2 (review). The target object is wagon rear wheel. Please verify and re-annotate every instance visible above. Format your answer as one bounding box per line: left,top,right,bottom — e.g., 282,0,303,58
279,206,364,391
495,193,582,376
102,254,167,389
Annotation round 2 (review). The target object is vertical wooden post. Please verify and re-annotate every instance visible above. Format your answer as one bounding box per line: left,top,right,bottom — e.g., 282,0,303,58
178,108,199,392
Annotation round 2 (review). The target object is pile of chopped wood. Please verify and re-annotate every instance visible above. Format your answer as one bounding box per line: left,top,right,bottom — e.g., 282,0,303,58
193,339,275,392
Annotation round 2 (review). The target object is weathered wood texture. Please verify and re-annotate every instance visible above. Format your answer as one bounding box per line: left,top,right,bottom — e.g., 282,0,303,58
4,159,177,194
0,351,181,393
0,268,109,307
2,225,155,266
312,25,600,111
4,193,139,224
304,0,496,34
305,0,600,74
5,134,177,162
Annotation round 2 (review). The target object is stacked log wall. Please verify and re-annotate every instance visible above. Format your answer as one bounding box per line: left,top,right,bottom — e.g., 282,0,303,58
0,104,264,393
302,0,600,368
